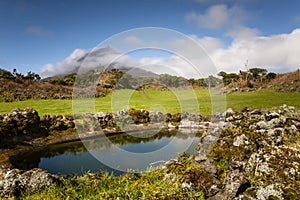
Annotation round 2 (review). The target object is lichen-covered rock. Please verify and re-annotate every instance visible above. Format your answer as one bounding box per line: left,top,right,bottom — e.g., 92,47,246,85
41,114,75,131
0,108,77,148
94,112,117,129
208,170,249,200
195,105,300,199
164,112,182,127
0,108,41,136
0,108,47,148
74,114,102,133
0,168,62,198
149,111,165,123
256,184,283,200
129,108,150,124
179,119,200,128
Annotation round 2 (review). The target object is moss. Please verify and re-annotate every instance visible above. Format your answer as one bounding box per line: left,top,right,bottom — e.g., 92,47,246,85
165,153,213,197
129,108,150,124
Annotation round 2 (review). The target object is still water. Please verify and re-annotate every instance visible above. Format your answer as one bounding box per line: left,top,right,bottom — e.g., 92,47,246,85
12,129,201,176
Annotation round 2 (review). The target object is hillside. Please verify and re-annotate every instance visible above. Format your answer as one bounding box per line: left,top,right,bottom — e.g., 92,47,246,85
221,68,300,93
0,81,73,102
0,67,212,102
1,67,299,102
268,69,300,92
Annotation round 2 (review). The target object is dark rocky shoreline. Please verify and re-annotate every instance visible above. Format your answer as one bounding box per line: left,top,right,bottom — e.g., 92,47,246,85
1,105,300,199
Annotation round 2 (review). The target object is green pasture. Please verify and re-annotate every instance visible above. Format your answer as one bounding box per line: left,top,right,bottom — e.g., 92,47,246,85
0,89,299,116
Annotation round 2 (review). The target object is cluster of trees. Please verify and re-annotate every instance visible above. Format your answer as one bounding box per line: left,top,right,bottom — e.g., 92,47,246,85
49,69,224,89
0,68,41,82
49,73,77,86
116,73,223,89
188,75,222,87
217,67,277,86
1,66,278,90
158,74,188,87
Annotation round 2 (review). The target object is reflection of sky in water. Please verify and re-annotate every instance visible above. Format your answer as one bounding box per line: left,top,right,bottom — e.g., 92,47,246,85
33,134,200,176
120,138,170,153
39,152,108,175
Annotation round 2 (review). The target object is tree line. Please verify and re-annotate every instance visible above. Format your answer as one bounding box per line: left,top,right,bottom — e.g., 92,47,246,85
0,66,278,88
217,67,277,86
0,68,41,83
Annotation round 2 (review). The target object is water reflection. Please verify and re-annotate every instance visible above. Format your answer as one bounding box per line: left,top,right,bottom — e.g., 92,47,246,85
11,129,202,176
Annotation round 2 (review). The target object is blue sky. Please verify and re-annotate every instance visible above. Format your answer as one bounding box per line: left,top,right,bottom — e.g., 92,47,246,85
1,0,300,77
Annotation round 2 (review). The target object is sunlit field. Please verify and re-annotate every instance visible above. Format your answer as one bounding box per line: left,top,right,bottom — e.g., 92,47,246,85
0,89,299,116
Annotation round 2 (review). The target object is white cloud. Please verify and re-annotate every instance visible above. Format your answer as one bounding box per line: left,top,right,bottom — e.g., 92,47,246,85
186,4,229,29
186,4,258,41
123,36,144,46
141,28,300,76
226,25,260,40
186,4,248,30
210,29,300,73
40,49,86,77
190,35,223,53
183,4,300,74
40,29,300,78
40,47,138,78
26,26,52,36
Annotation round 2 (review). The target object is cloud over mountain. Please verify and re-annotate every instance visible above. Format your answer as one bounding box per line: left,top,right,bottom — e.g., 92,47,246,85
40,47,138,78
40,28,300,79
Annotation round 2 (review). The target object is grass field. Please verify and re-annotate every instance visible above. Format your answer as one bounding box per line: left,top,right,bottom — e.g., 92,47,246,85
0,88,299,116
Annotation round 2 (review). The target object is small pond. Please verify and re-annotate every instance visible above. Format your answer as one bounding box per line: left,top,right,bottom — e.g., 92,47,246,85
12,129,201,176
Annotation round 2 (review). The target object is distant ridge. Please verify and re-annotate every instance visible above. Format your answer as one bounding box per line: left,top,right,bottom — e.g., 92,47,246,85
42,66,158,81
117,67,158,77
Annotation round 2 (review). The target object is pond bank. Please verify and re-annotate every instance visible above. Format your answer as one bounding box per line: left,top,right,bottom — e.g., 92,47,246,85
1,105,300,199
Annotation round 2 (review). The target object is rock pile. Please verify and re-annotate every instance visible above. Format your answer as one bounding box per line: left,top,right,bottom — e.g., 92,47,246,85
0,108,75,148
0,168,62,198
41,114,75,132
0,108,46,148
180,105,300,199
0,108,41,136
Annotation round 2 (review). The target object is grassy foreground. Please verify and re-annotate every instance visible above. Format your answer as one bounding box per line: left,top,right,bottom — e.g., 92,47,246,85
21,156,205,200
0,89,299,116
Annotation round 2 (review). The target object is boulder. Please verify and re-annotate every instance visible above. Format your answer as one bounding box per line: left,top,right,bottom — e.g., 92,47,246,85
0,168,62,198
194,105,300,199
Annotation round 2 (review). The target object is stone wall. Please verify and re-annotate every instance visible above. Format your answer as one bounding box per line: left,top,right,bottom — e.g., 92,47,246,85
0,108,75,148
191,104,300,199
0,105,299,198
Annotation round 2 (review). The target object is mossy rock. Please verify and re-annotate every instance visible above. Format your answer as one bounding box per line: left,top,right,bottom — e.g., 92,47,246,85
129,108,150,124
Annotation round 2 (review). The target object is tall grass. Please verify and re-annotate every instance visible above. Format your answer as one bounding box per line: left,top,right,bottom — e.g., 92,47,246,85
21,159,205,200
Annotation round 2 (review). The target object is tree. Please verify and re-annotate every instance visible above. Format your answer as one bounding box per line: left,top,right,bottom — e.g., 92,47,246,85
188,78,196,86
24,71,42,82
205,75,222,87
217,71,239,85
217,71,227,78
0,68,14,80
249,68,267,80
50,78,67,85
266,72,277,80
197,78,207,87
239,70,250,81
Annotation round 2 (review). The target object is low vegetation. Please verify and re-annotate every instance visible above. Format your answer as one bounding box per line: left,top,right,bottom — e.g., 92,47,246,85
21,155,205,200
